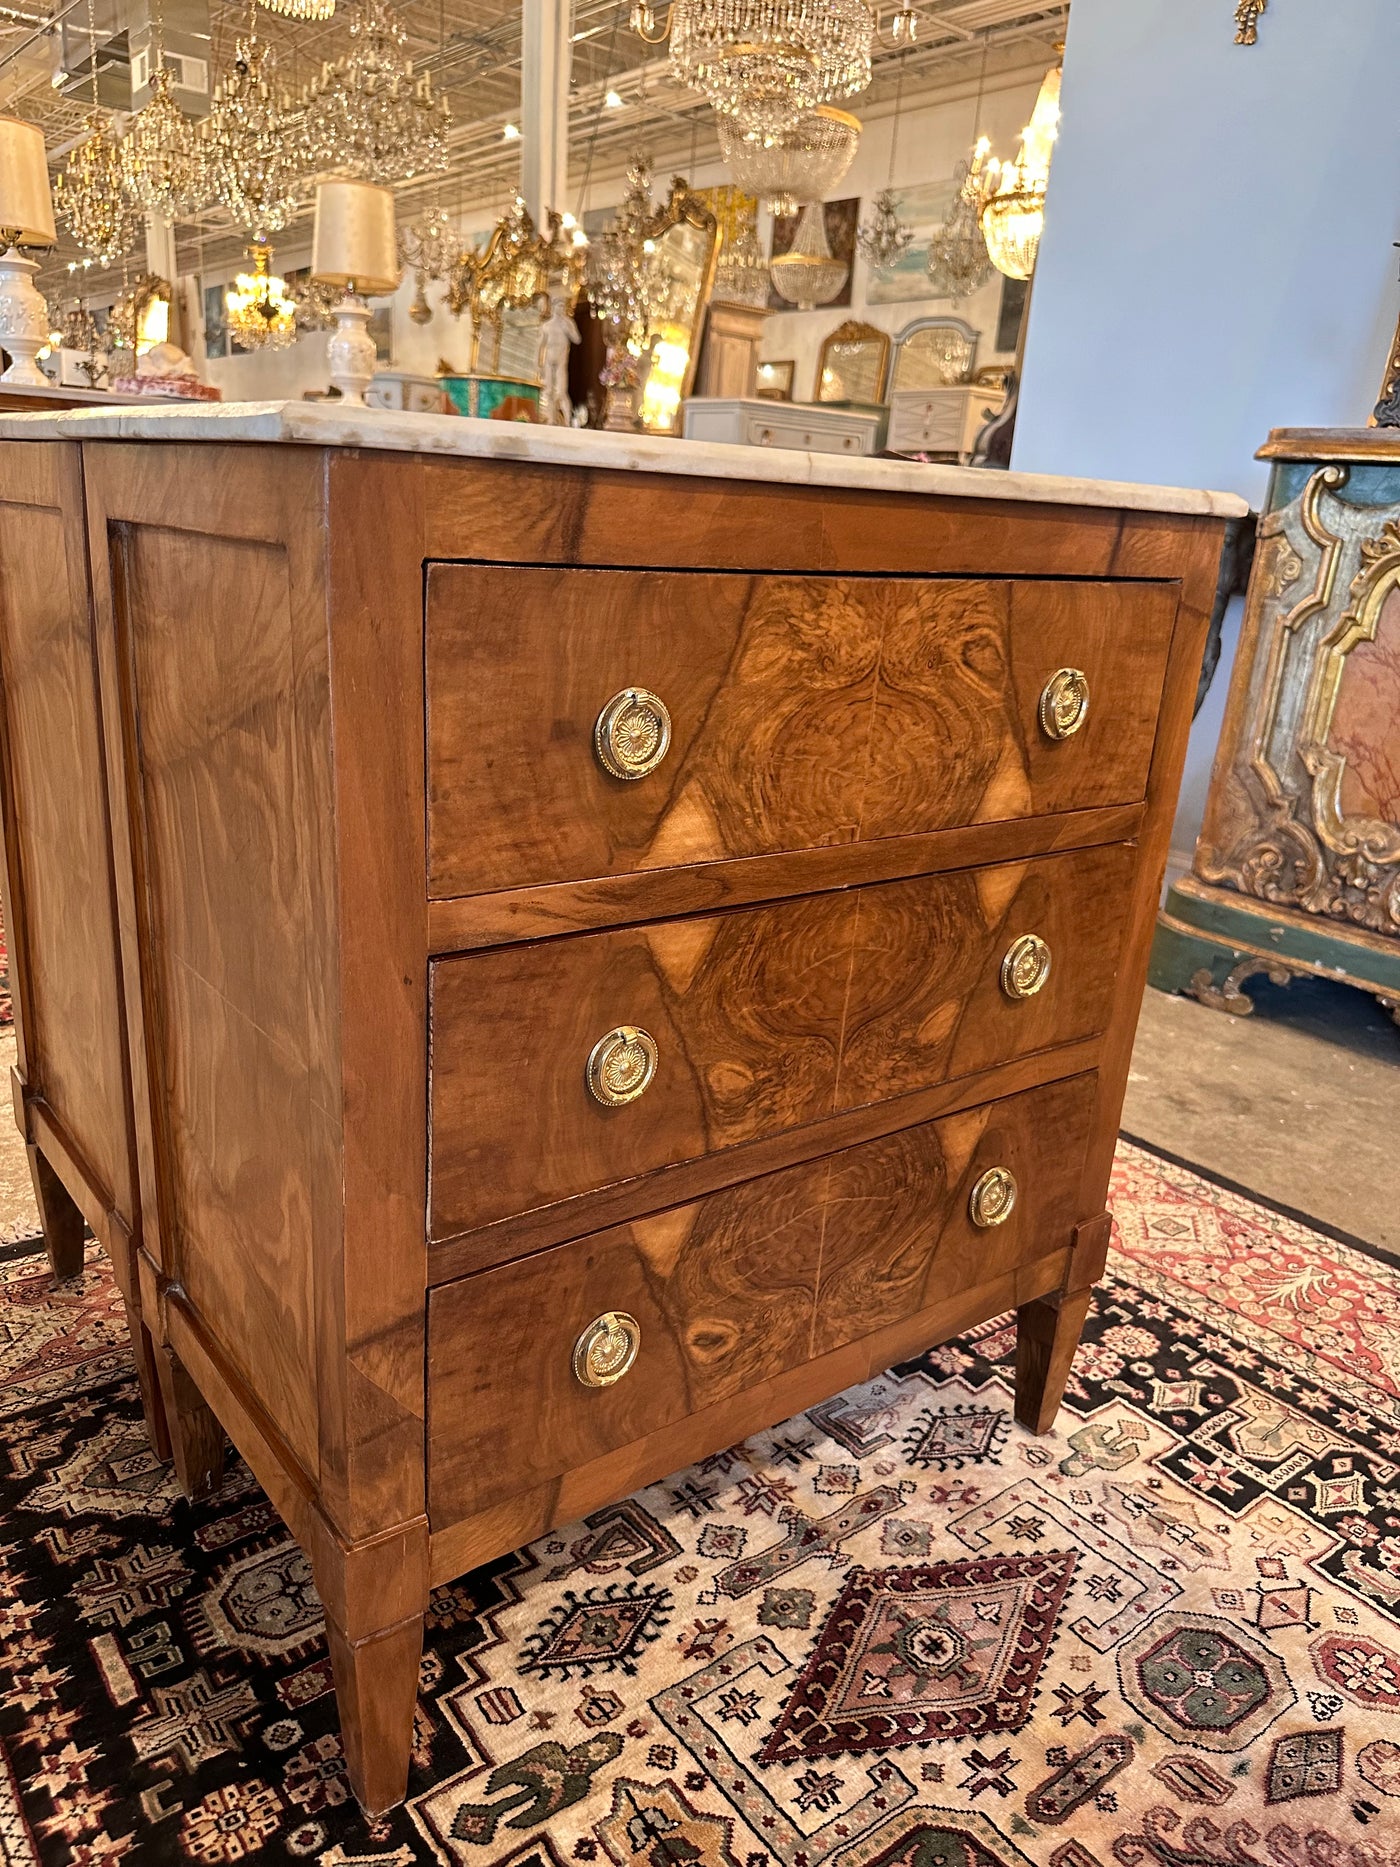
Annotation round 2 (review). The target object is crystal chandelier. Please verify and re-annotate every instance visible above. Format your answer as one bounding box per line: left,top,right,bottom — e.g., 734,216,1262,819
925,151,992,299
584,157,665,429
226,242,297,349
399,202,457,323
694,184,767,305
121,64,209,217
55,117,141,261
669,0,872,140
977,61,1060,281
203,33,302,236
584,157,660,352
770,202,847,310
258,0,335,18
302,0,451,185
856,50,913,271
856,189,911,270
53,0,138,261
926,39,992,301
288,272,342,332
718,106,860,217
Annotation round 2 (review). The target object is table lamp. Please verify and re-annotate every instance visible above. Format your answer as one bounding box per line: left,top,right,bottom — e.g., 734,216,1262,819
0,116,56,388
311,179,399,409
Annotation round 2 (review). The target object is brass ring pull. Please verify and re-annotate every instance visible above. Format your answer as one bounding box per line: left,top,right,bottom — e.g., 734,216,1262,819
573,1311,641,1388
594,687,672,780
1001,933,1052,1000
1039,667,1090,740
586,1025,659,1106
969,1166,1018,1228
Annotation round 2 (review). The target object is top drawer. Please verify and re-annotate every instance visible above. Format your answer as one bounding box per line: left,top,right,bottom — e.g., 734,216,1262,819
425,567,1178,900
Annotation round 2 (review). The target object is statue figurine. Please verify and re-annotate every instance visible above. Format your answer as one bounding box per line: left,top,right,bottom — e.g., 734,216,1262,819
538,289,580,426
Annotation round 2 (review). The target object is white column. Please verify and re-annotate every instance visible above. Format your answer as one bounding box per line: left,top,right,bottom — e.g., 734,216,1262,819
145,211,178,286
520,0,571,222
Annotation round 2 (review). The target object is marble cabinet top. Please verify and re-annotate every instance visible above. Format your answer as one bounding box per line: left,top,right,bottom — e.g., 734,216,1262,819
0,399,1249,519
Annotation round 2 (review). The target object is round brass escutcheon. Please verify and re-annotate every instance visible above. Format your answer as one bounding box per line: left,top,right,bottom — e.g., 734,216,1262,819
586,1024,659,1106
1000,933,1052,1001
594,687,672,780
1039,667,1090,740
573,1310,642,1388
969,1165,1018,1228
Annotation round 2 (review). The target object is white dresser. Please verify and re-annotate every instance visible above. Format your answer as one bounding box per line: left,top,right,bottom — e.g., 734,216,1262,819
682,395,884,456
886,385,1005,458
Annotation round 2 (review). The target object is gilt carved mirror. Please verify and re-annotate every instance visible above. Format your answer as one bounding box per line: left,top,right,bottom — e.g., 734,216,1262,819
814,319,890,404
639,179,719,434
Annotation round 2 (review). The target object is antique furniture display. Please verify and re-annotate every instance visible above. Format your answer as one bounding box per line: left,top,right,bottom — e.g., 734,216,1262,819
0,402,1240,1820
1152,428,1400,1019
682,393,883,453
814,316,890,403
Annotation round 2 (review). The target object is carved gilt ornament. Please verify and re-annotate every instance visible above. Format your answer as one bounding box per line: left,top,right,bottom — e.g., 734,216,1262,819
1196,465,1400,937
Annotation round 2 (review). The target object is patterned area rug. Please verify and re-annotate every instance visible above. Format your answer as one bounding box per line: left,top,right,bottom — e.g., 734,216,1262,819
0,900,11,1028
4,1141,1400,1866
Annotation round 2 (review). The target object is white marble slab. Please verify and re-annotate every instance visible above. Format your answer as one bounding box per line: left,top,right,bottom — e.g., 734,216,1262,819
0,399,1250,519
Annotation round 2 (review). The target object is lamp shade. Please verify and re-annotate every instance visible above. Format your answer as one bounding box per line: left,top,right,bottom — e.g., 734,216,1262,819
0,116,55,249
311,179,399,294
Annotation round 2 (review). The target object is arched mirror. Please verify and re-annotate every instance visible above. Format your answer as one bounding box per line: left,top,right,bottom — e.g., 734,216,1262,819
891,315,978,390
814,319,890,404
639,180,719,434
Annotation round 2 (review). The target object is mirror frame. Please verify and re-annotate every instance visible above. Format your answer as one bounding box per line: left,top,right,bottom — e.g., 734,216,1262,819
641,177,720,432
813,319,891,405
890,313,979,392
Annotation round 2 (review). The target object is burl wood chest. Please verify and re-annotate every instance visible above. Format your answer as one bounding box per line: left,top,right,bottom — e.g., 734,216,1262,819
0,405,1242,1813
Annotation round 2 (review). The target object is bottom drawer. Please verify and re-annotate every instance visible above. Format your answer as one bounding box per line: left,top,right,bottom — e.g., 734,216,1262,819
428,1072,1097,1527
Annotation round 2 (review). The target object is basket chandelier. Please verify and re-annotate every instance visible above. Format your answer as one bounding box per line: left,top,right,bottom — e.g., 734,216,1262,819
769,201,847,310
668,0,872,139
225,242,297,349
717,105,859,216
976,62,1060,281
302,0,452,185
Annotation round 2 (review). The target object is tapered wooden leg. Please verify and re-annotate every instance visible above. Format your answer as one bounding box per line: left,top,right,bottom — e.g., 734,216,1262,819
153,1343,225,1499
28,1144,85,1281
1015,1289,1093,1433
325,1610,425,1818
118,1296,172,1462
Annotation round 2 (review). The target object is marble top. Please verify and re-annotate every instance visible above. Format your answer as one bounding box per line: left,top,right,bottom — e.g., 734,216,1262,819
0,399,1249,519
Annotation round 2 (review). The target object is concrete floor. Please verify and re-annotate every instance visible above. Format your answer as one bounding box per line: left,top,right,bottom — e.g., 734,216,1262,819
1124,974,1400,1255
0,975,1393,1260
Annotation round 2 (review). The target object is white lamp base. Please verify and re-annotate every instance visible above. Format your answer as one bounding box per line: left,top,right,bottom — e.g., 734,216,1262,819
326,296,376,409
0,245,50,388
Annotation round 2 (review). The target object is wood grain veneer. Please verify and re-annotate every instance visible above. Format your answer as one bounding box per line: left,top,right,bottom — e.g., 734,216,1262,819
426,566,1176,897
429,842,1132,1241
0,433,1231,1817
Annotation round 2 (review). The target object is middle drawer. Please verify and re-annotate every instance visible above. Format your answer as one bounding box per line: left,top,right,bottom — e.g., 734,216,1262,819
429,840,1132,1239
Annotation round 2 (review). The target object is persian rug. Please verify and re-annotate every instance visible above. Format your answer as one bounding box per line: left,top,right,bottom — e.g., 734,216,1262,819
0,901,11,1028
4,1140,1400,1866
